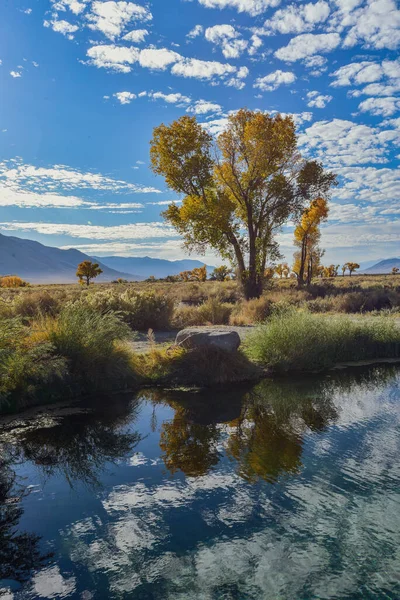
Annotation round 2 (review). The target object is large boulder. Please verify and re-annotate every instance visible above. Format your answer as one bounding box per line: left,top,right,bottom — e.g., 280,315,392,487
176,327,241,352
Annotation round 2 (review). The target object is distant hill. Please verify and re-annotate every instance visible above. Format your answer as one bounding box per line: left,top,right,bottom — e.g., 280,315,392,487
362,258,400,274
93,256,216,279
0,233,141,283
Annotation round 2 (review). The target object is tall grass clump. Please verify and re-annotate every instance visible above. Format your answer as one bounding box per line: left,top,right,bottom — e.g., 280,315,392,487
244,310,400,372
0,317,66,411
81,289,174,330
48,305,134,391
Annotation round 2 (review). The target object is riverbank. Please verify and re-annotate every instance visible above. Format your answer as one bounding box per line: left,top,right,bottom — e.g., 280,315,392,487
1,306,400,415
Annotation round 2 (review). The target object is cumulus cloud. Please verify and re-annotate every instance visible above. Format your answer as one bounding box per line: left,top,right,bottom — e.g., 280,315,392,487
148,91,191,104
44,19,79,37
358,96,400,116
275,32,341,61
10,71,22,78
205,24,248,59
113,91,137,104
299,118,399,167
138,48,181,70
330,59,400,86
197,0,280,16
122,28,149,43
254,70,296,91
341,0,400,50
260,1,330,35
86,1,152,40
86,44,140,72
306,90,332,108
187,100,223,114
171,57,237,81
50,0,89,15
187,24,203,39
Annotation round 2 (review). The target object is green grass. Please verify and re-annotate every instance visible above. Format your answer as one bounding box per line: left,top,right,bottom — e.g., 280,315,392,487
244,310,400,372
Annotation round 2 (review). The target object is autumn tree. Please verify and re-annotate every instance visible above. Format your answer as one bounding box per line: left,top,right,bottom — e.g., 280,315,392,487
275,263,289,279
76,261,103,286
341,264,347,276
190,265,207,282
392,267,399,275
345,262,360,276
210,265,232,281
150,110,336,300
292,196,329,287
323,264,340,278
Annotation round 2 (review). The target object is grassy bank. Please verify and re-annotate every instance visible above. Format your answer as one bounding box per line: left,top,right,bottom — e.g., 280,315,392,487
244,310,400,372
1,304,399,414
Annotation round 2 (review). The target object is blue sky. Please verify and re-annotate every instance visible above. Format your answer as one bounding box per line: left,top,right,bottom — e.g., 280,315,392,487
0,0,399,266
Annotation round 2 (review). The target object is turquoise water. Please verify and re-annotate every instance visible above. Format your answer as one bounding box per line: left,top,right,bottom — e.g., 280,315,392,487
1,366,400,599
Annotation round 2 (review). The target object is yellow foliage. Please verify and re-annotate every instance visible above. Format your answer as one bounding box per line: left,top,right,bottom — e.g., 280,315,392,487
1,276,29,288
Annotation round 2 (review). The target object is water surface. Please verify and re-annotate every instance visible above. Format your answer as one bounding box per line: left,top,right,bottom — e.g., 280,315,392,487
1,366,400,599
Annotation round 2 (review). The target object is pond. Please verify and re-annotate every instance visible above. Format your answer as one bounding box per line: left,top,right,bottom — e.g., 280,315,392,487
1,366,400,599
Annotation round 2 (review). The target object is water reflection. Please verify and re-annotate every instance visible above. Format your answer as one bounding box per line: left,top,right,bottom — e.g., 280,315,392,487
1,366,399,599
0,444,51,584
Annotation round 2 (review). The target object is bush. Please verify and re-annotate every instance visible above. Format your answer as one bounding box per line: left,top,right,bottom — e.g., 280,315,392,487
244,310,400,372
81,289,174,330
0,317,66,411
230,296,273,325
172,297,233,328
48,305,134,391
1,276,29,288
14,291,61,319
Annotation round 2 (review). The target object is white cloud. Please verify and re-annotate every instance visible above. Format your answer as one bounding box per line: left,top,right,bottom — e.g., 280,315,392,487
254,69,296,91
306,90,332,108
275,32,341,61
149,91,191,104
0,222,174,241
86,44,140,72
205,24,248,59
260,1,330,35
138,48,181,70
22,7,33,14
44,19,79,37
171,58,237,81
187,100,222,114
122,28,149,43
197,0,280,16
358,96,400,116
10,71,22,78
0,159,160,194
113,91,137,104
341,0,400,50
330,59,400,86
50,0,89,15
299,118,398,166
187,24,203,39
86,1,152,40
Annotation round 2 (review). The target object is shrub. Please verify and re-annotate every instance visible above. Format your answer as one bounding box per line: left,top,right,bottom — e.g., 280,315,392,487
81,289,174,330
0,317,66,411
230,296,273,325
48,305,134,391
14,291,61,319
244,310,400,372
197,296,233,325
1,276,29,288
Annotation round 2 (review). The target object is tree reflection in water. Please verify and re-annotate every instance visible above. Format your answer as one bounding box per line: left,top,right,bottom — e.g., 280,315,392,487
0,395,143,584
18,396,143,489
156,376,342,483
0,444,52,583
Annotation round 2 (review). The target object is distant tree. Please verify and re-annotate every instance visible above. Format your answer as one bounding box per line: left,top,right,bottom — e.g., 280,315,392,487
275,263,289,279
164,274,179,282
210,265,232,281
345,262,360,277
151,110,336,300
112,278,128,284
76,261,103,286
293,197,329,287
316,265,325,278
190,265,207,282
0,276,29,288
178,270,192,282
341,264,347,276
146,275,157,282
392,266,399,275
323,264,340,278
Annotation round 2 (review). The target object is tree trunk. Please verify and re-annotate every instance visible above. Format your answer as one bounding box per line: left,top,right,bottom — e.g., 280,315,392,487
297,236,307,288
242,273,263,300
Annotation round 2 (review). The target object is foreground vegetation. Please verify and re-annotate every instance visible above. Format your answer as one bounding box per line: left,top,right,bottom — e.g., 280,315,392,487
1,282,399,414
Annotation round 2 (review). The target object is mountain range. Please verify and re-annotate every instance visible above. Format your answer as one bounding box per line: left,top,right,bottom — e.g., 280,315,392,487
93,256,215,279
361,258,400,274
0,232,214,283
